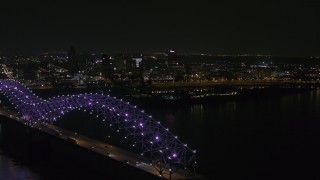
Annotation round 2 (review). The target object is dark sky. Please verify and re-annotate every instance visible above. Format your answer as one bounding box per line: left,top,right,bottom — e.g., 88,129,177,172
1,1,320,56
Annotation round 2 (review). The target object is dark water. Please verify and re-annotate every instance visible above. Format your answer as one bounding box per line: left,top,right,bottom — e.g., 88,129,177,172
0,151,41,180
1,89,320,179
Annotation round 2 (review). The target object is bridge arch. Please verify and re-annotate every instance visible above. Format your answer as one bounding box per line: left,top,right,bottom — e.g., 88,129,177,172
0,80,196,173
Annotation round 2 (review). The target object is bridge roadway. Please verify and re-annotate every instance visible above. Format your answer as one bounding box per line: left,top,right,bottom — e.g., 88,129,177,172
0,109,204,180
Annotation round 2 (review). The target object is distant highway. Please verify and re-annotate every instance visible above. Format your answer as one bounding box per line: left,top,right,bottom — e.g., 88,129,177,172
152,80,320,89
21,79,320,91
0,109,203,180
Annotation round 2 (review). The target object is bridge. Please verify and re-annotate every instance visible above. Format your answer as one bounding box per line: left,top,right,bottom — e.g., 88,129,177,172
0,80,201,179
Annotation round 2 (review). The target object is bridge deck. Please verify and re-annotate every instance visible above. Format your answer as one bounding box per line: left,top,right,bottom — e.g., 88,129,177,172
0,109,204,180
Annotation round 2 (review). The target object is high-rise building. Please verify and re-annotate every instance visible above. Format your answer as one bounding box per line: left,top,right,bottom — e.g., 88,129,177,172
102,54,114,80
166,49,177,68
125,56,135,73
67,47,77,75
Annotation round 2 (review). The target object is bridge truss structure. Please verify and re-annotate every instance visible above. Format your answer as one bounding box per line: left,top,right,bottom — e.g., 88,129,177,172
0,79,196,177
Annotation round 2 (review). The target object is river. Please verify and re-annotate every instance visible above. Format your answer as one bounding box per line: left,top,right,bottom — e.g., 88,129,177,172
1,89,320,180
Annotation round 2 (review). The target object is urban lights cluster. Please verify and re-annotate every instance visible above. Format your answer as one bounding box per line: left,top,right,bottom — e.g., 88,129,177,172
0,79,196,173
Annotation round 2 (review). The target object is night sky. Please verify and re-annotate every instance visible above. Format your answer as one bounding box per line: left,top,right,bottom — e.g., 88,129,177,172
1,1,320,56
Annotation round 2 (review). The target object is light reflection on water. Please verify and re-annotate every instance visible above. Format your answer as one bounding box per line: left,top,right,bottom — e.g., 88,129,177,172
0,150,40,180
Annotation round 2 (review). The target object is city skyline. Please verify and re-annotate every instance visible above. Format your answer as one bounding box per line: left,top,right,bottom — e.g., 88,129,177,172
1,1,320,56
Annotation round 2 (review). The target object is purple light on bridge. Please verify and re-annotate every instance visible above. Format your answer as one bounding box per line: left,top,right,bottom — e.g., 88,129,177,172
0,79,197,171
172,153,177,158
